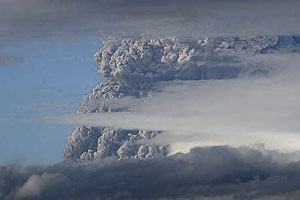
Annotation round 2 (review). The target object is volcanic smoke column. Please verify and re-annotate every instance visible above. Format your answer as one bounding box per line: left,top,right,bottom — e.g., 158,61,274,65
64,35,300,161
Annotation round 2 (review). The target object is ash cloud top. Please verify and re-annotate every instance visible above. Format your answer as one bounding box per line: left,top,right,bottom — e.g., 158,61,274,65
2,146,300,200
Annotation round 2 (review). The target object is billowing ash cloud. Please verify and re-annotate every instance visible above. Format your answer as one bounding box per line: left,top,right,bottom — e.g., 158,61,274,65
2,146,300,200
42,36,300,155
1,0,300,45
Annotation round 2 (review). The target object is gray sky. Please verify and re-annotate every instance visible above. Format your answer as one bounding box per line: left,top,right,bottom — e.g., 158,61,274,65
1,0,300,46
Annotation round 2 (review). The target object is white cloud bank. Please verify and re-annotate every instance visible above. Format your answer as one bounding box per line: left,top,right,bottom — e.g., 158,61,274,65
40,54,300,153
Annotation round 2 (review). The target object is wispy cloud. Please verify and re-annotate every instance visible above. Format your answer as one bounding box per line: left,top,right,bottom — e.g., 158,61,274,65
0,55,24,66
32,101,81,112
53,56,94,63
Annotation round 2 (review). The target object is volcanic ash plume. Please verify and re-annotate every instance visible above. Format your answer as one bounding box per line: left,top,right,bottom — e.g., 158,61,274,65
64,35,300,161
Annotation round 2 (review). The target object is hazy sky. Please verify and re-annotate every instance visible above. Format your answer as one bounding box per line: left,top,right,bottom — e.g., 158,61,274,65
0,38,101,164
1,0,300,44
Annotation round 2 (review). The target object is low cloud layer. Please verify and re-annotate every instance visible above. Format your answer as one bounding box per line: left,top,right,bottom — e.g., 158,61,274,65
42,54,300,153
2,146,300,200
1,0,300,46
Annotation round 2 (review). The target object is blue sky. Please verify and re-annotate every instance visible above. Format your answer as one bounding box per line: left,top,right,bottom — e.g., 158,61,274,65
0,37,102,165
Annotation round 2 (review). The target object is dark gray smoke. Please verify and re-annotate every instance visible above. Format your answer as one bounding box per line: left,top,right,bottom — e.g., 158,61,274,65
1,0,300,46
2,146,300,200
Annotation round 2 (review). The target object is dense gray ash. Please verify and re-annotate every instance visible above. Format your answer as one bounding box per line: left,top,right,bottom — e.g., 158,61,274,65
3,146,300,200
64,35,300,161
